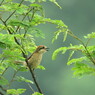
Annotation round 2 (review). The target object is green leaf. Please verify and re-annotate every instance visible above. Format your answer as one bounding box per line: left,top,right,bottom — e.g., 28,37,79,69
68,44,84,51
8,20,29,28
0,76,9,85
7,89,26,95
0,41,9,48
0,2,19,11
32,92,43,95
72,63,95,77
37,65,45,70
67,57,86,65
84,32,95,38
68,50,75,61
0,65,7,74
63,31,68,41
15,76,33,84
49,0,62,9
30,4,42,8
25,0,46,3
52,47,67,60
52,29,62,43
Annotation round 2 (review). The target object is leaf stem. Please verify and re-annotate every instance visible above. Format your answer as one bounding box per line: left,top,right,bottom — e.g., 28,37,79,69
27,83,35,93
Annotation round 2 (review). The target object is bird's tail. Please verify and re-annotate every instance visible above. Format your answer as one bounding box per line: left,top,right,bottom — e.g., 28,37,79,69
14,60,27,66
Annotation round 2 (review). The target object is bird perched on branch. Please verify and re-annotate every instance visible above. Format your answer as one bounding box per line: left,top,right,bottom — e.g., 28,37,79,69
15,45,49,70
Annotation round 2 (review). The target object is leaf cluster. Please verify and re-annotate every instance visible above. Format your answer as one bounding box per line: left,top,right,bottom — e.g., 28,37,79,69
0,0,68,95
52,29,95,77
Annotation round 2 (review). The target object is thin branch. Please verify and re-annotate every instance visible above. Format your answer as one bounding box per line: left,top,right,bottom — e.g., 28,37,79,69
0,17,12,34
27,83,35,93
1,67,9,76
23,28,28,38
25,58,43,94
5,0,24,22
30,7,36,22
22,8,33,21
85,38,92,47
7,70,18,89
15,7,33,33
5,11,16,23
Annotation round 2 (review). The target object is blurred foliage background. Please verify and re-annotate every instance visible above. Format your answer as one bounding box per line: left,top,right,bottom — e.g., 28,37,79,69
1,0,95,95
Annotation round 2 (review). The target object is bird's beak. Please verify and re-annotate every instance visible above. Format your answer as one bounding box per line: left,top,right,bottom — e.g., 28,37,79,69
45,47,49,51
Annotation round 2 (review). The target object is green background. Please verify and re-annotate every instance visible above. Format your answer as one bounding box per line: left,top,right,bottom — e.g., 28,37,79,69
4,0,95,95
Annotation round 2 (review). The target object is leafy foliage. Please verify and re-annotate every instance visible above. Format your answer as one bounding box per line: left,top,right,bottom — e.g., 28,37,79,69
7,89,26,95
15,76,33,84
32,92,43,95
0,0,68,94
0,76,9,85
52,31,95,77
84,32,95,38
72,63,95,77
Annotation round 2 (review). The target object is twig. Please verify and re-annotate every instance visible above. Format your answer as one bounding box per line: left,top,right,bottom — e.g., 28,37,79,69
1,67,9,76
27,83,35,93
23,28,28,38
85,38,92,47
7,70,18,89
25,58,43,94
5,0,24,22
0,17,12,34
15,7,33,33
30,7,36,22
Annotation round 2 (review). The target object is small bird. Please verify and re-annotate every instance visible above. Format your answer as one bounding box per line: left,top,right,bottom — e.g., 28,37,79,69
27,45,48,70
15,45,49,70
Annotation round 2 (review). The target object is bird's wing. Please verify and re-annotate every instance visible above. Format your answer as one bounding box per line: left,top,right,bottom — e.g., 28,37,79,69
27,53,34,60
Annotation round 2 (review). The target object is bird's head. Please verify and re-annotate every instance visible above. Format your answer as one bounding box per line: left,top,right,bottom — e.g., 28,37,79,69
35,45,49,54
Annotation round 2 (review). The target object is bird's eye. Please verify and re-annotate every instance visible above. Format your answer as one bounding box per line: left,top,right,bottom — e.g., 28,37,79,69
40,47,45,49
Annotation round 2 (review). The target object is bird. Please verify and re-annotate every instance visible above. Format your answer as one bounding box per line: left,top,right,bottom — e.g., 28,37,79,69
15,45,49,70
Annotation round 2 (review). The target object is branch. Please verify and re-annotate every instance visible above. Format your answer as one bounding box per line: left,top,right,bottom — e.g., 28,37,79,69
7,70,18,89
5,0,24,22
30,7,36,22
1,67,9,76
0,17,12,34
27,83,35,93
19,51,43,94
15,7,33,33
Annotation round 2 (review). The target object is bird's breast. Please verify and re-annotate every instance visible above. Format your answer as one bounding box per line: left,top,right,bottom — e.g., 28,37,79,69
28,53,42,69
